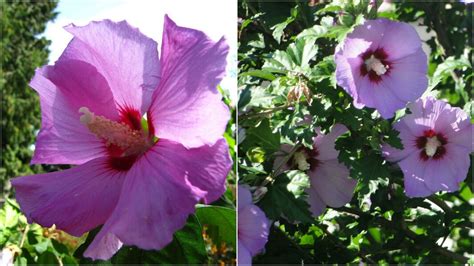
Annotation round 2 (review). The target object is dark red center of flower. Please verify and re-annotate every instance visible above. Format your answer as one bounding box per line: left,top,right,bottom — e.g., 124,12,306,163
287,146,320,171
79,105,156,172
415,129,448,161
360,48,392,83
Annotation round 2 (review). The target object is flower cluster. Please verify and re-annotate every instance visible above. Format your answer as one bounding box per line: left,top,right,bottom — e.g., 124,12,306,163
335,18,472,197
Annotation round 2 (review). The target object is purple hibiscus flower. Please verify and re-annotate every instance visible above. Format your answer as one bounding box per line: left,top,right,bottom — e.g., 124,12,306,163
238,186,270,265
274,124,357,216
335,18,428,119
11,16,232,260
382,97,473,197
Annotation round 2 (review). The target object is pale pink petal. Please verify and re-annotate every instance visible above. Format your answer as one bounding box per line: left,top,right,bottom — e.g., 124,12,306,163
442,144,471,183
149,15,230,148
238,204,270,256
309,159,357,208
305,188,326,216
382,48,428,102
371,81,406,119
382,122,418,162
84,231,123,261
41,60,119,119
447,124,473,152
11,157,125,237
313,124,348,161
380,20,423,60
64,20,160,113
85,139,229,257
238,242,252,265
355,73,377,107
149,138,232,203
349,19,388,49
238,185,253,210
423,159,461,193
273,144,294,176
30,69,108,164
398,153,433,197
335,40,371,109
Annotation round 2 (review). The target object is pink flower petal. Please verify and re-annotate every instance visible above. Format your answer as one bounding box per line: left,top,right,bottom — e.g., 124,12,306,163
371,81,406,119
335,40,371,108
422,154,462,193
238,185,253,209
64,20,160,113
11,157,125,237
85,139,230,258
310,159,356,208
443,144,471,183
349,19,388,50
382,122,418,162
313,124,348,161
30,69,108,164
398,153,433,197
382,48,428,102
305,188,327,216
149,138,232,204
238,204,270,256
273,144,294,175
84,231,123,261
380,20,423,60
149,15,230,148
238,242,252,265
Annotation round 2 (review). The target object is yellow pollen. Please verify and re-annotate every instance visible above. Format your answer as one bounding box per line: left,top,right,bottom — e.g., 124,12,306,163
79,107,150,156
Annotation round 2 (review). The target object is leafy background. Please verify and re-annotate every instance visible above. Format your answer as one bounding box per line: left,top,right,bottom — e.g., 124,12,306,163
238,0,472,264
0,0,236,264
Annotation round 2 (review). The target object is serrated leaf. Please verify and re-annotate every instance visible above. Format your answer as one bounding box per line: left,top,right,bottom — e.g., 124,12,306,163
259,175,314,223
244,119,281,155
428,56,471,92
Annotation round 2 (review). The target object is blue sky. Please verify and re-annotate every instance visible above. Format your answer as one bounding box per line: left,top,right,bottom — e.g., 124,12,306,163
43,0,237,101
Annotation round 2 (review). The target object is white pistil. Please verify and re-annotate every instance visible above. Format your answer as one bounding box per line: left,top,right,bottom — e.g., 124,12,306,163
294,151,310,171
425,136,441,157
365,55,388,75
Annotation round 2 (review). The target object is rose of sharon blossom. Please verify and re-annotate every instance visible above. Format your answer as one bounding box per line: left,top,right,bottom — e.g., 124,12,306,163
335,19,428,119
238,186,270,265
11,16,232,260
382,97,473,197
274,124,357,216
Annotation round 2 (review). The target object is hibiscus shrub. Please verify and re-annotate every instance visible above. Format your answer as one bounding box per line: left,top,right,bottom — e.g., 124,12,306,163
238,0,472,264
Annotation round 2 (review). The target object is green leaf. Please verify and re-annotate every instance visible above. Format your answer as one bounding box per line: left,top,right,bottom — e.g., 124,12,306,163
271,16,295,43
243,119,281,155
240,70,276,81
259,175,314,223
37,251,58,266
428,56,471,92
195,205,236,249
262,36,317,74
286,37,318,68
296,25,328,40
